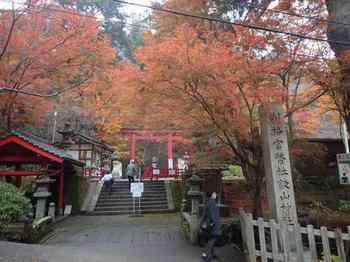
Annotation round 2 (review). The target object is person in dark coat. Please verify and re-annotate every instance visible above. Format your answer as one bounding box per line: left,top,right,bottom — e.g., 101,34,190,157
126,160,137,189
201,191,221,262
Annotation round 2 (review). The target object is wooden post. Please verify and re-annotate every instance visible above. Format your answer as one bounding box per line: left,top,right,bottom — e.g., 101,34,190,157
239,209,248,253
320,226,331,262
15,176,22,187
335,228,347,262
15,164,21,187
307,225,318,262
167,133,173,170
131,133,136,161
59,171,64,214
269,219,279,261
280,221,290,261
294,223,304,262
246,213,257,262
257,217,267,262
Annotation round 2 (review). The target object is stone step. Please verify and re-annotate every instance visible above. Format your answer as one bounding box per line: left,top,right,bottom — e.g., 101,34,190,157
102,187,166,192
89,208,172,216
110,181,165,185
99,192,166,197
97,197,168,205
94,204,169,212
99,193,167,198
106,187,166,193
106,188,166,192
97,200,167,205
94,180,169,215
98,194,167,199
96,200,168,207
98,196,167,202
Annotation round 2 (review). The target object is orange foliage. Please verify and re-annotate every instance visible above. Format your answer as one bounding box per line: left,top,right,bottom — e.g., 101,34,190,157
115,0,332,163
0,4,115,130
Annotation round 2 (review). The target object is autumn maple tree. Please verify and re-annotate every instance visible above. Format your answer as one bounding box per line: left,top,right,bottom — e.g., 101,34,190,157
110,0,336,215
0,2,115,131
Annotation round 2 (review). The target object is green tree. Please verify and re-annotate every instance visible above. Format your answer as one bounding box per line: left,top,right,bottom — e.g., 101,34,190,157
74,0,145,62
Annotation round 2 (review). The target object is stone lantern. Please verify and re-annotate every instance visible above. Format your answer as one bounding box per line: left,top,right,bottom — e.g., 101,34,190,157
34,177,55,219
186,174,203,244
186,175,202,216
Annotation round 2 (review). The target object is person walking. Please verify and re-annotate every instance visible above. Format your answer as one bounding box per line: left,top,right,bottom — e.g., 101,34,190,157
101,173,114,195
126,160,137,189
201,192,222,262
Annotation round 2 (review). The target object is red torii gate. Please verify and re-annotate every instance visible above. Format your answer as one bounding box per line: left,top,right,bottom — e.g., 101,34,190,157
121,129,183,170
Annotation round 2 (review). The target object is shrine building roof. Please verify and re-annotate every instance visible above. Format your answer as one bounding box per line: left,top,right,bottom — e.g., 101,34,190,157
0,130,83,166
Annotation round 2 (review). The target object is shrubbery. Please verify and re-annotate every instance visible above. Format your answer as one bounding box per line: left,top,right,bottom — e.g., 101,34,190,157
337,200,350,213
0,182,32,223
170,181,183,212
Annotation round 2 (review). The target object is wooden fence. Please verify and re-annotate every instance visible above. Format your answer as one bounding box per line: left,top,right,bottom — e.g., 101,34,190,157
239,209,350,262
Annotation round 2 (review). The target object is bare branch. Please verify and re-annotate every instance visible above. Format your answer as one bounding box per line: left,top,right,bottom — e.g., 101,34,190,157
285,87,330,117
0,75,92,97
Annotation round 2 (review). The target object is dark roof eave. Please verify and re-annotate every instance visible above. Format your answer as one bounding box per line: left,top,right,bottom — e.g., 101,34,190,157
64,157,84,167
66,132,114,152
307,138,343,143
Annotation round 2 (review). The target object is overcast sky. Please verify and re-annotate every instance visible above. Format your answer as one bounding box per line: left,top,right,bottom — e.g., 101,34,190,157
121,0,153,15
121,0,162,22
0,0,159,15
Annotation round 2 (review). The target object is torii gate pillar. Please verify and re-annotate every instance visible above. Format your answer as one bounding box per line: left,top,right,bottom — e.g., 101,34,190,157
167,134,174,169
131,133,136,161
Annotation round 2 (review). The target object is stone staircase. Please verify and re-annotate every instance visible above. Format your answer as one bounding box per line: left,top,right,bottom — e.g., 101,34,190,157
92,180,171,215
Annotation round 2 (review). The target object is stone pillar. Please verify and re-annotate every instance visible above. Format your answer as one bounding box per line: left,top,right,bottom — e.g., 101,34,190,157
260,104,297,224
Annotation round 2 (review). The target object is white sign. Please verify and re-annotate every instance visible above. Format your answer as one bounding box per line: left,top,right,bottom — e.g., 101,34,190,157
153,169,160,175
131,182,144,197
64,205,72,215
260,104,297,224
337,153,350,185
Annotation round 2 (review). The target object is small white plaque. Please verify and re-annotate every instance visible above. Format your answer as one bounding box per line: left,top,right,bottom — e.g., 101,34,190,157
130,182,144,197
64,205,72,215
337,153,350,185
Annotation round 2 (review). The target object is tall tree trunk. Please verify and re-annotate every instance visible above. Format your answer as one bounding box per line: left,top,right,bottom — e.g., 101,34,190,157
243,163,264,218
326,0,350,131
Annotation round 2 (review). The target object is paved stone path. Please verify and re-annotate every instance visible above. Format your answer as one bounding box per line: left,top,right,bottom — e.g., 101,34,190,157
0,214,245,262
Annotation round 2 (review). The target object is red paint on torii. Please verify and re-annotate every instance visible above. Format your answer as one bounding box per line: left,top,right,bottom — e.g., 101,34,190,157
120,129,183,168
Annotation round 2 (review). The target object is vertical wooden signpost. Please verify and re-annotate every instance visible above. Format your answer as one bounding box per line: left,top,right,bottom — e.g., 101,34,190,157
260,104,297,224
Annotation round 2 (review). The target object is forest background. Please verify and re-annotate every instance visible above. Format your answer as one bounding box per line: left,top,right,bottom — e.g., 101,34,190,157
1,0,350,214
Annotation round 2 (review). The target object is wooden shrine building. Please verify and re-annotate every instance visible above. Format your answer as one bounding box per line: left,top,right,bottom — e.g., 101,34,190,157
0,131,84,212
57,124,114,175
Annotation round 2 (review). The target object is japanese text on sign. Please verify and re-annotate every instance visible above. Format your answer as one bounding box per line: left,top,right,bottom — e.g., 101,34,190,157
266,108,297,223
